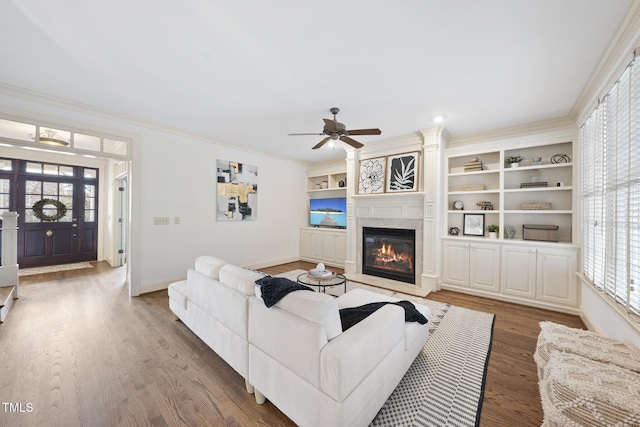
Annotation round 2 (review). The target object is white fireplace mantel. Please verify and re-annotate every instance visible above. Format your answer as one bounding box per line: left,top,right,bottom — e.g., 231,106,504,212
343,126,449,296
351,192,425,220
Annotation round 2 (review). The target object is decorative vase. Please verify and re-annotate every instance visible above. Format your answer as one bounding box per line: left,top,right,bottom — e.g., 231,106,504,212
489,232,497,239
321,181,328,189
510,163,519,168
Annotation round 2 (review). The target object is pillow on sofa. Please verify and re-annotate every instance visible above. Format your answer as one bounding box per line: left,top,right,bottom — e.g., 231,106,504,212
194,256,227,280
268,283,342,341
219,264,264,296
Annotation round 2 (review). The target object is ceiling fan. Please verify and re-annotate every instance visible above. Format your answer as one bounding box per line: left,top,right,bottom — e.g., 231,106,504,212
289,107,381,149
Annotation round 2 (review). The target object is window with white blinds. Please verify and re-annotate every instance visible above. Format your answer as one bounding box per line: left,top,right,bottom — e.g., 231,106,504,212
581,59,640,315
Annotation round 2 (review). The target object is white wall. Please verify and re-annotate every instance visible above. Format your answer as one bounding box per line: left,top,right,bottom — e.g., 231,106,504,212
580,282,640,348
0,89,309,294
137,128,308,292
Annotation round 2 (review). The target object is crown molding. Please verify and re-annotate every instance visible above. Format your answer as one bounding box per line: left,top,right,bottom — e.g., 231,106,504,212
0,83,312,167
447,116,576,149
570,0,640,125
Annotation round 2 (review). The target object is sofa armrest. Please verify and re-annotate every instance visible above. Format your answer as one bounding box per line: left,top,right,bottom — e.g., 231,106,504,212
320,304,405,402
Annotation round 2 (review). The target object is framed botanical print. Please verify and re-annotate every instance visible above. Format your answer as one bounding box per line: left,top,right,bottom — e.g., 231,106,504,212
386,151,419,193
463,213,485,236
358,156,386,194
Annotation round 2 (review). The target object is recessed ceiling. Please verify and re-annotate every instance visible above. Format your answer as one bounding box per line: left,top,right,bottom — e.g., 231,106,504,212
0,1,631,163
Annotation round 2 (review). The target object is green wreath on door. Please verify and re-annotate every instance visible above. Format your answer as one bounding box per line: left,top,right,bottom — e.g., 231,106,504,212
32,198,67,222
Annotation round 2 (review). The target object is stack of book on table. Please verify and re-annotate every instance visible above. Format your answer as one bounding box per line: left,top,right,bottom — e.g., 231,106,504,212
464,160,483,172
520,182,548,188
309,268,333,278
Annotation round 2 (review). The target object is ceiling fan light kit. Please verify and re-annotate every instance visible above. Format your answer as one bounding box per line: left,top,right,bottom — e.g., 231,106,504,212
289,107,381,150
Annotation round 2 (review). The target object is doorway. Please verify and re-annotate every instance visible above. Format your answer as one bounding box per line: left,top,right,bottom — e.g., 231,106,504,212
14,160,99,268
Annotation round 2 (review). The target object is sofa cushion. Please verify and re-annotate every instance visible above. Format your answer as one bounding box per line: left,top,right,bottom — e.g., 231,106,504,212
219,264,263,296
337,288,431,350
187,269,249,339
194,256,227,280
168,280,188,310
267,288,342,341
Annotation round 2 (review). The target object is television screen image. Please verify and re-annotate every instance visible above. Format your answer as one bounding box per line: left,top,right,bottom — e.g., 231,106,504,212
310,198,347,228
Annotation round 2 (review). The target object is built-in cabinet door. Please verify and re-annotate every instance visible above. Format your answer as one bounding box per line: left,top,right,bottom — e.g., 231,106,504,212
310,232,323,260
469,243,500,292
442,241,469,287
334,233,347,263
300,228,346,267
322,232,347,264
300,229,314,259
323,233,337,262
501,246,537,298
300,228,324,260
536,248,577,306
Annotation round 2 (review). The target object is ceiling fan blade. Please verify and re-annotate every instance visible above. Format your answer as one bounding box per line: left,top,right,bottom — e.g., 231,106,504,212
345,128,382,136
312,137,331,149
340,136,364,149
288,132,324,136
323,118,338,132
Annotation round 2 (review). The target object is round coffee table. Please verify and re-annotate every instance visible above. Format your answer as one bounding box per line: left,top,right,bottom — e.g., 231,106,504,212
297,272,347,295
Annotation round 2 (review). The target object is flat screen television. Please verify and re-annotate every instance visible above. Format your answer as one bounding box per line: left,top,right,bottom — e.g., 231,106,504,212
310,197,347,228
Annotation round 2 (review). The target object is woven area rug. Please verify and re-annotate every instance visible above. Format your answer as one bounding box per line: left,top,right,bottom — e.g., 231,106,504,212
18,261,94,277
279,270,496,427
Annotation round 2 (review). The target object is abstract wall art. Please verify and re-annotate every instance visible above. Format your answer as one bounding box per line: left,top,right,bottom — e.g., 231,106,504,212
216,159,258,221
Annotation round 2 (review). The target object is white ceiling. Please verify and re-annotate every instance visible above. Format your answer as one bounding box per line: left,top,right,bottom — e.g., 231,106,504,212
0,1,632,163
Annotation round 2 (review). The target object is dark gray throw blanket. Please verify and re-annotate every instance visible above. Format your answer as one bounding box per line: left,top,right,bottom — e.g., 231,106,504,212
255,276,313,307
255,276,428,332
339,301,428,331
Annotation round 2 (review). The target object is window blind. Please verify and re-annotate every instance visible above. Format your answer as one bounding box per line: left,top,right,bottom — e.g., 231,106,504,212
581,60,640,316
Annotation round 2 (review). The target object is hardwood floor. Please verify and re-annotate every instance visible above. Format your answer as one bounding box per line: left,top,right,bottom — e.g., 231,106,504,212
0,260,584,427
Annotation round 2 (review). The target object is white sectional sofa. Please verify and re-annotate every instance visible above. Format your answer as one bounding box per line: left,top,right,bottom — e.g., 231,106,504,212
168,256,264,393
249,287,431,427
168,256,432,427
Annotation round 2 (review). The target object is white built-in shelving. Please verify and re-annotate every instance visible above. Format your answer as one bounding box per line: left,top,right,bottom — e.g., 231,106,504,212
446,141,574,243
442,140,579,313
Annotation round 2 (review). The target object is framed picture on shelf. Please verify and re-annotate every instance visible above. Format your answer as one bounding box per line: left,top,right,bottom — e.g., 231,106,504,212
463,213,485,236
358,156,386,194
386,151,419,193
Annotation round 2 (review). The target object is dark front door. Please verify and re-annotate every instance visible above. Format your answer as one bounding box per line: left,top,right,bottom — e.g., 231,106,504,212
16,161,98,268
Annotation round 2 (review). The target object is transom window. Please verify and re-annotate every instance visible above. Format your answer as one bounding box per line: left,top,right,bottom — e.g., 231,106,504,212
0,118,130,159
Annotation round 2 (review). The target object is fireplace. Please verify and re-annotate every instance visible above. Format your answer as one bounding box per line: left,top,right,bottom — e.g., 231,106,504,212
362,227,416,284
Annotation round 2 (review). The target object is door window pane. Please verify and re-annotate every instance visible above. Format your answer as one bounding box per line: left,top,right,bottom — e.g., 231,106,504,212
26,162,42,174
0,158,12,171
0,178,9,212
59,182,73,196
84,168,97,179
43,164,58,175
59,166,74,176
25,180,41,194
43,182,58,195
84,184,96,223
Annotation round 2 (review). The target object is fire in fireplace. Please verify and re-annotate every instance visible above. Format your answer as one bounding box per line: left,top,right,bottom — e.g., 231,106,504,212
362,227,416,284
